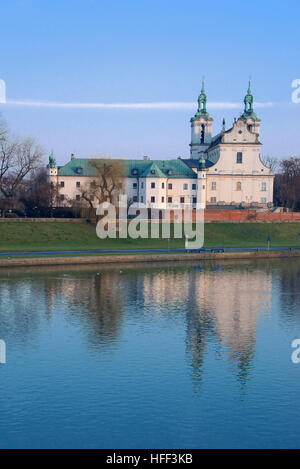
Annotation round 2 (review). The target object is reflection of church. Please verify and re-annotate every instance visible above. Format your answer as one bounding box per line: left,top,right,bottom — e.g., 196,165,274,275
141,262,272,384
40,263,272,384
0,262,272,387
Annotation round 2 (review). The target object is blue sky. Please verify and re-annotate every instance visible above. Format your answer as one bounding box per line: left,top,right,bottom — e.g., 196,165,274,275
1,0,300,164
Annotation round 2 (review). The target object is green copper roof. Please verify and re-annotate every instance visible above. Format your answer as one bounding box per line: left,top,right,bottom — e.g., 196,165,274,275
191,80,213,121
140,162,167,178
241,80,261,121
48,151,57,168
57,158,197,179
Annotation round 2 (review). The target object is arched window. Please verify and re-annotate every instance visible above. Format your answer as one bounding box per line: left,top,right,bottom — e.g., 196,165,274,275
236,181,242,191
200,124,205,144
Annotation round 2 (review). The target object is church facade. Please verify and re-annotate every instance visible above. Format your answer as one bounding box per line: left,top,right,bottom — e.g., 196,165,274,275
48,82,274,209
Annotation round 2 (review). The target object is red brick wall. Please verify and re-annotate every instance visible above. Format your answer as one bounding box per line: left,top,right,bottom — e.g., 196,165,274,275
168,209,300,222
203,210,300,222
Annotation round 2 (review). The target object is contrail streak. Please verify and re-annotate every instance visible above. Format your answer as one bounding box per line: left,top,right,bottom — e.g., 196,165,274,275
4,99,274,110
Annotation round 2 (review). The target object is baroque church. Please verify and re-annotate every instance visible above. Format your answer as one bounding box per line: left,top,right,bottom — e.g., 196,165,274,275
48,82,274,209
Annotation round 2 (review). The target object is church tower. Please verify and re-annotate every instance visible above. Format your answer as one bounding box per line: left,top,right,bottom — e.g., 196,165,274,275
190,81,213,159
240,80,261,136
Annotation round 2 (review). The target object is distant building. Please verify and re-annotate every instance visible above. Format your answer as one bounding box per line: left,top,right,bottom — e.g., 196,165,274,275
48,82,274,209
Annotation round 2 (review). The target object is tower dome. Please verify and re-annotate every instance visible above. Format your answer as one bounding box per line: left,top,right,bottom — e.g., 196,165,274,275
48,151,57,168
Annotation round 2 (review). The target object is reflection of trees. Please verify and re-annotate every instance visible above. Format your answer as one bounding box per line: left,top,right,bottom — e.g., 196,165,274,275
0,279,44,344
277,260,300,325
45,271,125,346
0,260,277,388
0,268,125,348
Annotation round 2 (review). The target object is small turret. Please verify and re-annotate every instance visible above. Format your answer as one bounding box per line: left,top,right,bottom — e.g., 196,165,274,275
199,154,206,172
48,151,57,168
47,151,58,177
222,118,226,133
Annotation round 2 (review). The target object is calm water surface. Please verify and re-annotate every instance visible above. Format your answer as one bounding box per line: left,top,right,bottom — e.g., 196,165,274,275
0,259,299,449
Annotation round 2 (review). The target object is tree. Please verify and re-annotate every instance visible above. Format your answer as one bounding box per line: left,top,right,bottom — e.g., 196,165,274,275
18,167,61,217
0,117,44,202
260,155,279,173
79,159,126,210
274,157,300,210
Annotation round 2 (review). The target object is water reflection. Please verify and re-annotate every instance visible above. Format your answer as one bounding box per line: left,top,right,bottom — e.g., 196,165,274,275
0,260,298,388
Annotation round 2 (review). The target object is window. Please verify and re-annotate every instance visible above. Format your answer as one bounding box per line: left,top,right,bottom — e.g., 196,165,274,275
161,196,165,203
151,182,155,189
151,169,156,175
200,124,205,144
168,196,172,203
77,167,83,174
236,182,242,191
236,152,243,164
133,183,137,189
132,168,138,175
151,196,155,203
76,181,80,188
193,197,197,204
168,183,172,190
162,182,165,189
60,181,65,187
183,183,188,190
211,181,216,190
261,197,267,203
140,196,144,203
141,182,144,189
261,182,267,191
180,197,185,203
210,197,216,203
60,194,64,201
76,194,80,201
192,183,196,190
133,196,137,202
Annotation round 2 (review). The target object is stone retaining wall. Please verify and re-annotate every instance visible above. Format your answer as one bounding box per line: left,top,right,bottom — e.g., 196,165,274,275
1,250,299,268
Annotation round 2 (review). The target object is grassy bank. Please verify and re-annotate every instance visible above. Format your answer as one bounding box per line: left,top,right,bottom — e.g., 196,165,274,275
0,221,299,252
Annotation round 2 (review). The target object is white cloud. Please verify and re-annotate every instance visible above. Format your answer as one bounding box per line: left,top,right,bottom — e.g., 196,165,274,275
4,99,274,110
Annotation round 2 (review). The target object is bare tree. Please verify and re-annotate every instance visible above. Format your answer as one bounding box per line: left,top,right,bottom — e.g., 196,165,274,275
260,155,279,173
79,159,126,209
275,157,300,210
18,167,61,217
0,117,44,200
0,116,8,141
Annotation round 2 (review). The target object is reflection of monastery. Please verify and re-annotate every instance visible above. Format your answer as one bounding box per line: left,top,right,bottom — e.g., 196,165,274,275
0,263,272,385
142,264,272,381
43,264,272,383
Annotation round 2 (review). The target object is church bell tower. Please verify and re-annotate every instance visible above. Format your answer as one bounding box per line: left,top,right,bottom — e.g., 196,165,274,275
190,81,213,159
